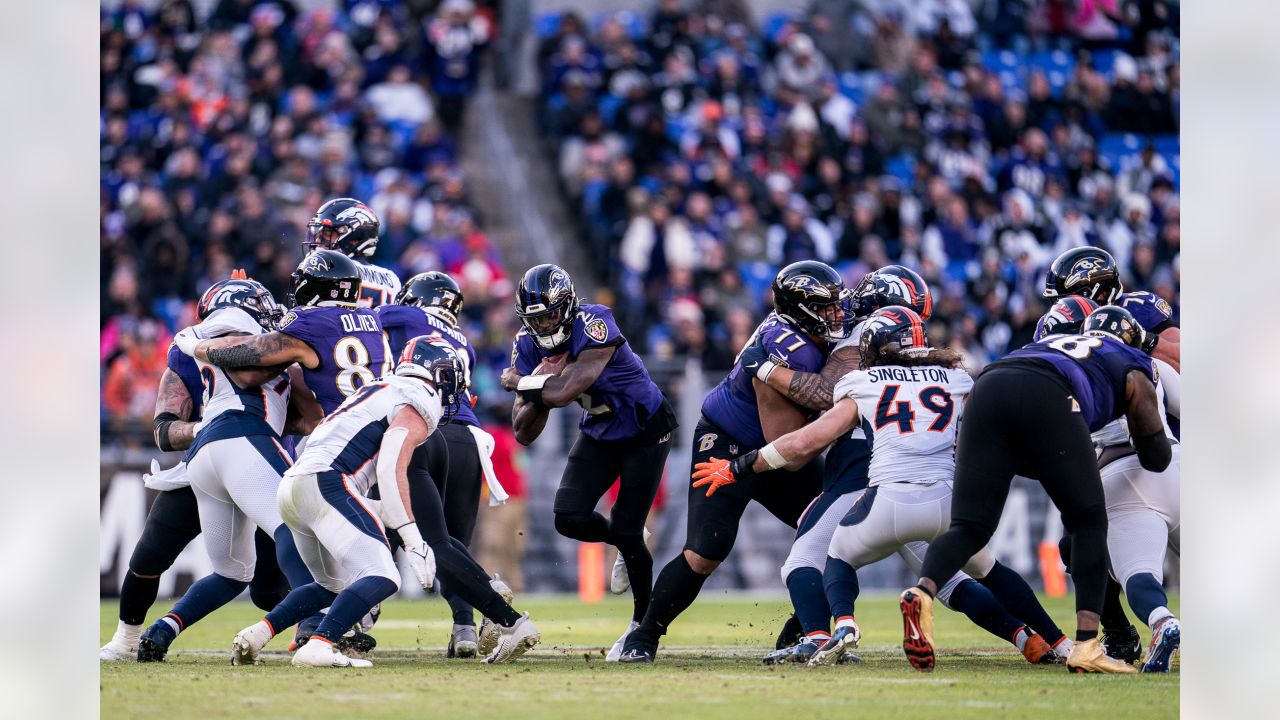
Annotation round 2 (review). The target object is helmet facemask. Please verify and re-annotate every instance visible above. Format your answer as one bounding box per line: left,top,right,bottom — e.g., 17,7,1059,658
517,300,576,350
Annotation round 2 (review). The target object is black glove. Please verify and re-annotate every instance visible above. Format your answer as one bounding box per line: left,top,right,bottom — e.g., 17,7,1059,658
1140,328,1159,355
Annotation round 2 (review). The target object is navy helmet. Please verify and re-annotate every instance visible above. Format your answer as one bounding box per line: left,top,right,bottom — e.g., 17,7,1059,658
851,264,932,319
515,264,578,350
1043,246,1123,304
771,260,855,341
396,335,465,423
1082,305,1146,350
197,275,282,330
397,271,465,326
1033,296,1099,341
858,306,929,368
290,250,363,308
304,198,381,258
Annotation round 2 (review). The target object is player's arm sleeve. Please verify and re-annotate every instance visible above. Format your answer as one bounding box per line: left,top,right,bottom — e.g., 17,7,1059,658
375,406,432,542
1154,358,1179,418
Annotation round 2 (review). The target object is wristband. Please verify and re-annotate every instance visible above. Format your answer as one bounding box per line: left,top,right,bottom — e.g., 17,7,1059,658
757,360,779,383
154,412,181,452
516,373,553,407
759,442,787,470
729,449,760,481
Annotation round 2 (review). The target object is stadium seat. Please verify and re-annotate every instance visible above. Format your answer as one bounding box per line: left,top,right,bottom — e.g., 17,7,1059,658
885,155,916,189
535,11,562,40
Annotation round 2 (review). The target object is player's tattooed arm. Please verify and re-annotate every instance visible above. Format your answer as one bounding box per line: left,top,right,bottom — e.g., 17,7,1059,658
284,365,324,436
512,395,550,446
153,368,198,451
752,397,860,472
1152,327,1180,372
538,346,616,408
764,346,861,411
1124,369,1172,472
196,332,320,370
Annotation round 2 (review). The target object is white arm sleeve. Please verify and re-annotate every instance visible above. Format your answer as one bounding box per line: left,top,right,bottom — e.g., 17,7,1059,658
375,426,415,531
1154,358,1180,418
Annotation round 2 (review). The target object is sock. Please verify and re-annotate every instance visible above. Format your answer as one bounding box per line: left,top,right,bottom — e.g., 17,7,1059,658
822,556,860,621
785,567,831,636
1076,628,1098,642
164,574,250,634
1013,626,1029,652
613,534,654,623
119,571,161,626
1124,573,1171,629
440,580,476,627
431,537,521,627
264,583,338,637
948,578,1024,643
805,630,831,643
628,554,710,647
1102,576,1134,629
314,576,399,643
835,615,857,630
1148,607,1175,629
977,562,1066,644
112,619,142,645
272,525,315,590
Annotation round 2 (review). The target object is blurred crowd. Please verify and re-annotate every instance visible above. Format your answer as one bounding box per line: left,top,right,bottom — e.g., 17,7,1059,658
535,0,1180,372
100,0,514,436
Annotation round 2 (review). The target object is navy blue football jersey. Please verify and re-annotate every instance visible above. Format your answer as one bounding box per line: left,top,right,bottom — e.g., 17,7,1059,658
996,334,1156,432
167,342,204,418
701,311,827,448
377,304,479,427
512,303,665,442
277,306,388,415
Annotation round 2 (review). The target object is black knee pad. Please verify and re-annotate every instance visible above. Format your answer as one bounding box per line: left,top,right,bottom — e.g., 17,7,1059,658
248,583,289,613
1062,502,1108,534
683,519,737,563
554,512,595,542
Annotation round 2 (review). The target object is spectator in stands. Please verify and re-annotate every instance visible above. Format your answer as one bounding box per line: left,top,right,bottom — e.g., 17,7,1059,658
425,0,490,131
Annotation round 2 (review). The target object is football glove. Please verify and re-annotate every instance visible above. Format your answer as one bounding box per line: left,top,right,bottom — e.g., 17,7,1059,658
404,539,437,591
173,327,201,357
691,450,759,497
1140,328,1159,355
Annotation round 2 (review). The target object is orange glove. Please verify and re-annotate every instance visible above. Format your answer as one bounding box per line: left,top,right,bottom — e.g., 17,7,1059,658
691,457,737,497
231,268,248,280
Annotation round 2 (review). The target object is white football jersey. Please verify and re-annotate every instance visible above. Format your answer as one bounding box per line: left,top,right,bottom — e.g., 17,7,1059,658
287,374,444,495
192,307,290,435
356,262,402,309
835,364,973,487
832,318,871,354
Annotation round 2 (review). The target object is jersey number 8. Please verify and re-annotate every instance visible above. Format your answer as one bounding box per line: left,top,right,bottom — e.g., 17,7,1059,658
1046,335,1103,360
334,336,392,397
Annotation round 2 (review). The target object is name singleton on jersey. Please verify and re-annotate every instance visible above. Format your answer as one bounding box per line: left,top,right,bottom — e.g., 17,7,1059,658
865,367,952,384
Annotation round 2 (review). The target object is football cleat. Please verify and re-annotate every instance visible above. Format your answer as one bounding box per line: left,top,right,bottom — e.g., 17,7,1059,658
478,574,515,656
231,621,273,666
1102,624,1142,664
1021,633,1054,664
291,637,373,668
100,624,140,662
606,621,641,662
809,624,861,667
338,630,377,656
1067,637,1138,674
483,613,540,664
763,637,821,665
900,588,937,671
775,613,804,650
610,528,651,594
1140,618,1180,673
136,623,174,663
447,624,479,659
1044,637,1072,665
291,615,377,656
617,648,655,664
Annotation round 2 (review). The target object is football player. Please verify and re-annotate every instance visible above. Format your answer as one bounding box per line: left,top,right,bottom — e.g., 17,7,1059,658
500,264,678,662
137,279,321,662
180,250,388,652
741,268,1069,664
230,339,540,667
379,272,521,659
304,197,402,308
100,277,298,661
902,306,1170,673
617,261,850,663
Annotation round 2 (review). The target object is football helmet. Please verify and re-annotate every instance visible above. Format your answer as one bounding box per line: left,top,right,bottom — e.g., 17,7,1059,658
290,250,363,308
304,198,381,258
397,271,465,326
515,264,578,350
1082,305,1145,350
771,260,855,341
196,277,282,330
1033,296,1100,341
851,265,932,319
1043,246,1123,304
396,335,465,423
858,306,929,368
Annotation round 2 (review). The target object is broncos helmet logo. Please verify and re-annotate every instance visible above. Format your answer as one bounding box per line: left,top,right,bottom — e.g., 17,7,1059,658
1064,258,1102,289
334,204,376,225
782,274,833,299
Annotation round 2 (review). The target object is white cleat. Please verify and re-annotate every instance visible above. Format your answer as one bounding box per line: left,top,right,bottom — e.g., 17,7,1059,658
478,574,515,656
291,637,373,668
610,528,651,594
100,636,139,662
606,621,640,662
483,613,541,664
232,621,274,666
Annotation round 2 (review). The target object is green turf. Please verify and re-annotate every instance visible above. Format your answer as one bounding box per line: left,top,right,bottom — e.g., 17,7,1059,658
101,593,1177,719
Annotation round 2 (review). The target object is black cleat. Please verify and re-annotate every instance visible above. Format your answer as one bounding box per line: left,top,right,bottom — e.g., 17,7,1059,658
775,613,804,650
136,624,173,663
447,624,478,659
338,630,377,656
617,648,654,664
1102,624,1142,665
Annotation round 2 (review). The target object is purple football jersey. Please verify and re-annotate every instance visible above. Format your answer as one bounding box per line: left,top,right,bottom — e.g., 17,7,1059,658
167,342,204,418
996,334,1156,432
701,311,827,448
1117,292,1176,333
511,303,664,442
277,306,387,415
376,304,479,426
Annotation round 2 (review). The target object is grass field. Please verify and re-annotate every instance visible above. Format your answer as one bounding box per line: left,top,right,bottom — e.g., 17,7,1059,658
101,593,1177,719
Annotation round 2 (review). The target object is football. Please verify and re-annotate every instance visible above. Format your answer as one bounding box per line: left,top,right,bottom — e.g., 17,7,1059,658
534,353,568,376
